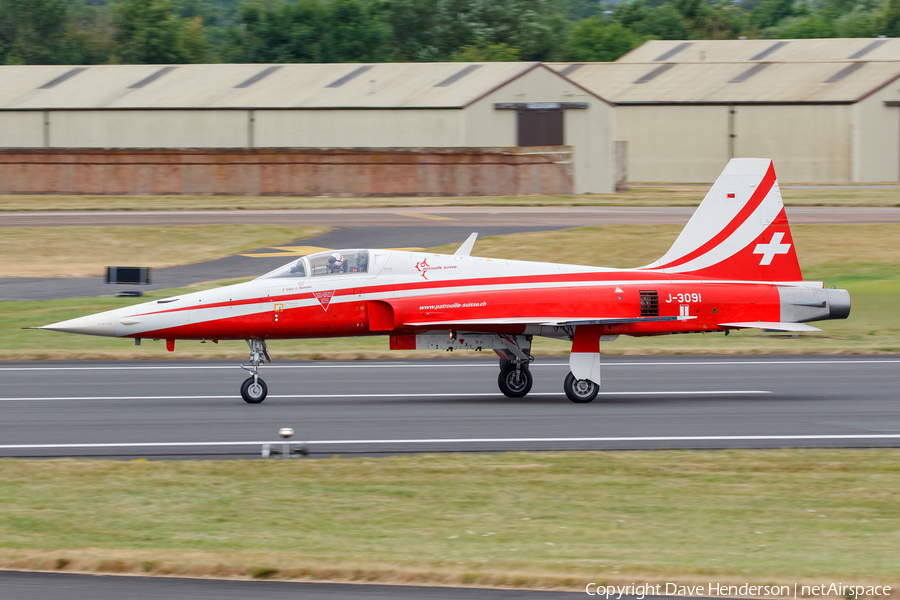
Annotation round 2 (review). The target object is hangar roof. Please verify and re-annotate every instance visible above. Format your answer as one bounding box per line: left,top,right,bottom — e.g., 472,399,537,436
551,44,900,104
615,38,900,63
550,39,900,104
0,62,600,110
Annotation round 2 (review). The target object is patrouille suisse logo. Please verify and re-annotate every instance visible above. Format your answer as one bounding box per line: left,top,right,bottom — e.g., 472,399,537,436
313,290,334,311
415,257,457,280
415,258,430,279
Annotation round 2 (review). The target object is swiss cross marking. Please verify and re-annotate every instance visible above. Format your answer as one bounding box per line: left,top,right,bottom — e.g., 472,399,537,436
753,231,791,265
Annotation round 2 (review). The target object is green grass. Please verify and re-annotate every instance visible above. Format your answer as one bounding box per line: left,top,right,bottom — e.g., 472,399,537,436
0,450,898,587
429,223,900,279
1,185,898,212
0,225,328,278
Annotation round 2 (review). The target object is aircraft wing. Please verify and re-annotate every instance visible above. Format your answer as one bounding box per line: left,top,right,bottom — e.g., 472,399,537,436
718,321,821,332
403,316,688,327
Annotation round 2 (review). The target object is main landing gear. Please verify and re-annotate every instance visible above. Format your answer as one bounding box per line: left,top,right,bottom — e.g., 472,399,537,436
563,372,599,403
495,334,535,399
494,335,600,403
497,359,600,403
240,339,270,404
498,359,533,398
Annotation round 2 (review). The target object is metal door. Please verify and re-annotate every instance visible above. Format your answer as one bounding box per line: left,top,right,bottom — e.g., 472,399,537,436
517,108,564,146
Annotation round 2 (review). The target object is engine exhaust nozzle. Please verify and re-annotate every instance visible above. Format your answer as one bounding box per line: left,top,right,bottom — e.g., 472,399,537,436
826,288,851,320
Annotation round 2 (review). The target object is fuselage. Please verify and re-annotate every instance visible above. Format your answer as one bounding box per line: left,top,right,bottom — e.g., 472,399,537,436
48,248,846,343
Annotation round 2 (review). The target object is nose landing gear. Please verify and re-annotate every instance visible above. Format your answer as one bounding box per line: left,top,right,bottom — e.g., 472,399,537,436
241,377,268,403
240,339,270,404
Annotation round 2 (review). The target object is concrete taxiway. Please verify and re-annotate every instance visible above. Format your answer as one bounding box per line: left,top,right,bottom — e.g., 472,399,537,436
1,355,897,459
0,571,583,599
0,571,728,599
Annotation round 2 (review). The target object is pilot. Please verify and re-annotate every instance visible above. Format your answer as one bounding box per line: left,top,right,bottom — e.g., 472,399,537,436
327,253,345,274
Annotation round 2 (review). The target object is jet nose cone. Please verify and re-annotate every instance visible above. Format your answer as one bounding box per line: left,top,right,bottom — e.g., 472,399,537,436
42,310,119,337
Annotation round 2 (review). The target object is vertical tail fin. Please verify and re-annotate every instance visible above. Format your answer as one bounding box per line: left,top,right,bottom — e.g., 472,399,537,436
642,158,802,281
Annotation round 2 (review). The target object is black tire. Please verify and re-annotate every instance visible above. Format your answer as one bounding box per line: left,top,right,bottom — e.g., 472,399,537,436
564,372,598,403
241,377,268,404
498,364,533,398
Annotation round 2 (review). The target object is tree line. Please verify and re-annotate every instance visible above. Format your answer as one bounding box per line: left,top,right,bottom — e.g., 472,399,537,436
2,0,899,66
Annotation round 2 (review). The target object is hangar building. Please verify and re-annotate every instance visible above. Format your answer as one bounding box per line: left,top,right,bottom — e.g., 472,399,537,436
552,38,900,183
0,62,615,195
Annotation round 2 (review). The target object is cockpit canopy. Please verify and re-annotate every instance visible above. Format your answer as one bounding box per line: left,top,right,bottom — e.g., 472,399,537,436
259,250,370,280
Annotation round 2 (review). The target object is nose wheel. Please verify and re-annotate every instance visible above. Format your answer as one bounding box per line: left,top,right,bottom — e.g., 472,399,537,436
240,339,271,404
241,377,268,403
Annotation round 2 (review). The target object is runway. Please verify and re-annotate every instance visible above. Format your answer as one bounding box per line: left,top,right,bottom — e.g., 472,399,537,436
1,355,898,459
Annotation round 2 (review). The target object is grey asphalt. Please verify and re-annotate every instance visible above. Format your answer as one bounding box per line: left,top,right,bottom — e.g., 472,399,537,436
5,206,900,301
0,571,728,600
0,571,583,599
1,355,897,458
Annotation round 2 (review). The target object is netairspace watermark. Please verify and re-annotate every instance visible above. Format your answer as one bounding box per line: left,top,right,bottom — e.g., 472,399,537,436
584,583,893,598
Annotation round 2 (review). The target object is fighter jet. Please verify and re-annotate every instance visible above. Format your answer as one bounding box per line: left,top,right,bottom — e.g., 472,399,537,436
36,159,850,403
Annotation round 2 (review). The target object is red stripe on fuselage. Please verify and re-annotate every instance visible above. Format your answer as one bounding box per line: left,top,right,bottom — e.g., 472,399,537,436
132,270,675,318
356,270,673,298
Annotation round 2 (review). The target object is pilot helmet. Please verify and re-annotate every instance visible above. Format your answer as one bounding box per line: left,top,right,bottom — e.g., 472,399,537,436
327,253,344,269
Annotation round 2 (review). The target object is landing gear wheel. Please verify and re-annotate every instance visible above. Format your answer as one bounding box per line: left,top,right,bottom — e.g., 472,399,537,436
564,372,598,403
241,377,268,404
498,364,533,398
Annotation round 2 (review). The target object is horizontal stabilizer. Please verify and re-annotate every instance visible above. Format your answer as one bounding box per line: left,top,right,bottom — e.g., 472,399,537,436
719,321,821,332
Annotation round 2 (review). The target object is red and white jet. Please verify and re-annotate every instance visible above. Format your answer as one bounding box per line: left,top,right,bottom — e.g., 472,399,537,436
38,159,850,403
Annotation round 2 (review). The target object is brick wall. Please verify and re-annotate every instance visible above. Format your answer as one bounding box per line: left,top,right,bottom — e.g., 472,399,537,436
0,147,573,196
